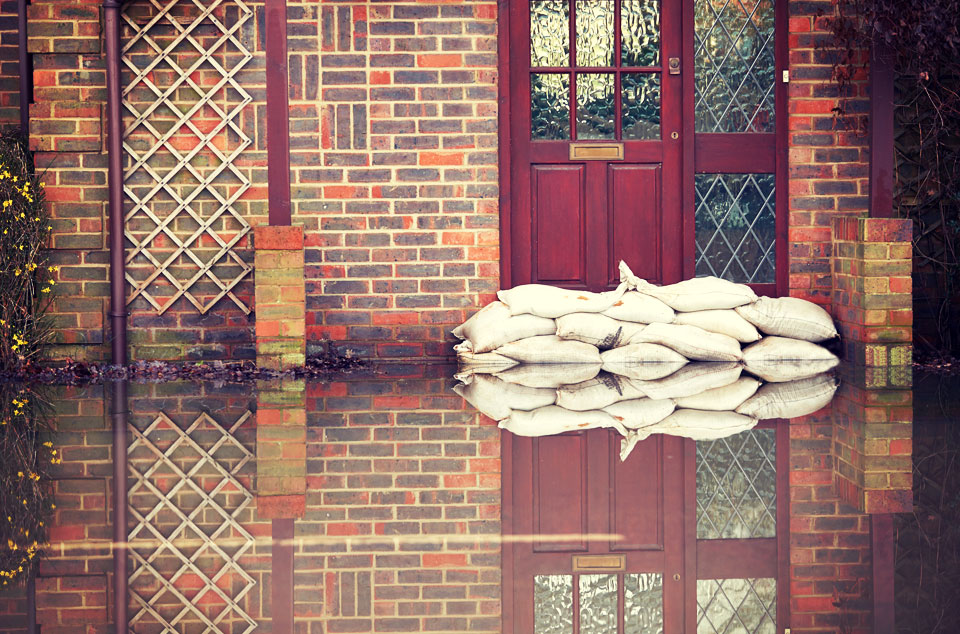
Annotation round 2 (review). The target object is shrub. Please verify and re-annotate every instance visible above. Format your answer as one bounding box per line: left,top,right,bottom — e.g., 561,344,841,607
0,131,55,370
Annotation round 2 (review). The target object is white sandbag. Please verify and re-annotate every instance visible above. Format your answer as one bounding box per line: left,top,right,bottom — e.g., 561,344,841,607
675,377,761,411
742,336,839,382
556,313,646,349
633,362,742,400
495,362,602,389
620,429,656,461
603,398,676,430
556,372,647,411
737,373,839,419
620,261,757,311
499,405,627,438
453,374,556,421
674,309,760,343
456,350,518,372
735,296,838,342
497,283,628,319
451,301,556,353
601,291,675,324
652,409,758,440
495,335,602,364
634,322,742,362
602,360,688,381
600,343,688,380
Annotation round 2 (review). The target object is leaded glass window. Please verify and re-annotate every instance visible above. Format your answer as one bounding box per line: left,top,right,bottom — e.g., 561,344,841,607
696,578,777,634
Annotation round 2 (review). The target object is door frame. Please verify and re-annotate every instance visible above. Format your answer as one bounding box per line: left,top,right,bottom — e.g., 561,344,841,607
497,0,789,296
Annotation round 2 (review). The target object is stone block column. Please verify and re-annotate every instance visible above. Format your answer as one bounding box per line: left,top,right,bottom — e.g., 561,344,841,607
254,225,306,370
255,380,307,520
831,216,913,366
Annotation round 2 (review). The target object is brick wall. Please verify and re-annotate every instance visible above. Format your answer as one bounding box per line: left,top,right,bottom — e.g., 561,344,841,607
0,0,19,127
288,1,500,360
787,0,871,307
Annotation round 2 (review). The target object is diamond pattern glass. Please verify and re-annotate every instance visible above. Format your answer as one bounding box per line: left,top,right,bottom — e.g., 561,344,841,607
622,73,661,139
697,428,776,539
576,1,615,66
535,575,574,634
576,73,616,139
694,0,776,132
621,0,661,67
695,173,775,284
531,0,570,67
580,574,618,634
532,74,572,139
625,573,664,634
697,578,777,634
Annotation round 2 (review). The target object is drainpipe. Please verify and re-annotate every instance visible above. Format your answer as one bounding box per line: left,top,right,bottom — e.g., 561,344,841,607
17,0,30,133
104,0,127,366
111,380,129,632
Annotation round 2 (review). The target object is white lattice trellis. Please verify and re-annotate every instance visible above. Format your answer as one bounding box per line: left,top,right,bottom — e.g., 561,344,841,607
127,410,257,633
121,0,254,314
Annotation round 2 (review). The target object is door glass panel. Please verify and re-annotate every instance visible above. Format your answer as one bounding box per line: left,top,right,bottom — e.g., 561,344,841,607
694,173,775,284
694,0,776,132
576,73,615,139
535,574,574,634
622,73,660,139
531,0,571,67
621,0,661,67
576,0,615,66
696,578,777,634
625,573,664,634
532,74,572,140
579,574,618,634
696,428,776,539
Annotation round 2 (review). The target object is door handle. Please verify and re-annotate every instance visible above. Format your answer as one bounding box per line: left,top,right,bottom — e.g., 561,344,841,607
668,57,681,75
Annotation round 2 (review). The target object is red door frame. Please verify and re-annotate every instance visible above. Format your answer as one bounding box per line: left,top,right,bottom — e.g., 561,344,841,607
498,0,789,296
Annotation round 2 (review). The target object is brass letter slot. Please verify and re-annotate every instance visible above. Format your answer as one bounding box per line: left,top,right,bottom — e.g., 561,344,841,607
572,554,626,572
569,143,624,161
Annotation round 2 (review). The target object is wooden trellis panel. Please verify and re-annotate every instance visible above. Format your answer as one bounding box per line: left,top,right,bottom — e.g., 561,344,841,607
121,0,254,315
127,410,257,633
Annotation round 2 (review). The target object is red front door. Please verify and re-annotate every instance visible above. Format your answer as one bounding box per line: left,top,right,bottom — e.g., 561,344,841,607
507,0,683,290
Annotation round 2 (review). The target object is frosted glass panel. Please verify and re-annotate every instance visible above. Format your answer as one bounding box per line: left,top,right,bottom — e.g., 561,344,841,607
532,0,570,67
535,574,574,634
625,573,664,634
697,578,777,634
622,73,660,139
621,0,661,67
576,73,615,139
576,1,615,66
532,74,572,140
579,574,618,634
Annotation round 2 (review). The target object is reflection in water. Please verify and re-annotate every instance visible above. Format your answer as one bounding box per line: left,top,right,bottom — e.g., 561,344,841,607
0,364,949,633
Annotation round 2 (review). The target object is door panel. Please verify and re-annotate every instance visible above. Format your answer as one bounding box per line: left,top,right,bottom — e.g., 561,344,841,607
534,434,588,552
608,164,661,286
533,165,586,285
610,429,662,551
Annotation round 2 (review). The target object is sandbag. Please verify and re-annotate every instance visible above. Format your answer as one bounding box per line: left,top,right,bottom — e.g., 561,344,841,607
675,377,761,411
735,296,838,342
742,336,839,382
620,429,656,461
653,409,758,440
601,291,675,324
737,373,839,419
603,397,676,430
453,374,556,421
674,309,761,343
634,322,743,362
556,372,647,411
497,283,628,319
495,335,602,364
600,343,688,380
495,362,602,389
499,405,627,438
620,261,757,311
633,362,742,400
455,350,519,372
556,313,645,349
602,360,688,381
452,301,556,353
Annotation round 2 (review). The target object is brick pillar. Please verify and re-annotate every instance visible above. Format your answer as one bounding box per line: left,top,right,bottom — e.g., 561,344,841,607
832,369,913,515
254,226,306,370
255,379,306,520
831,216,913,366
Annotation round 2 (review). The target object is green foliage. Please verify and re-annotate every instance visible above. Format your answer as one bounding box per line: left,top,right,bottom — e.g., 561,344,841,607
0,130,56,370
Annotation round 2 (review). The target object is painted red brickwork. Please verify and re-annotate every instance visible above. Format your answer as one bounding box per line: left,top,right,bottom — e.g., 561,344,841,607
0,0,19,127
787,0,871,307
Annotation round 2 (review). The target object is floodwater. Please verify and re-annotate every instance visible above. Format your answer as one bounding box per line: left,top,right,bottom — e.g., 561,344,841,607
0,363,957,634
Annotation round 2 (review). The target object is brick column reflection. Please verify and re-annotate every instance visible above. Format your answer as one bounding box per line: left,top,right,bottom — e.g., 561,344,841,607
255,379,307,520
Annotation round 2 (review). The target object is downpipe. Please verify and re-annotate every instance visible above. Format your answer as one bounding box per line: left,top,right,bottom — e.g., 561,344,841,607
104,0,127,366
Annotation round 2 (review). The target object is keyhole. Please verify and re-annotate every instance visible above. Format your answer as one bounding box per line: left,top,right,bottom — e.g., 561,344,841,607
671,132,679,140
